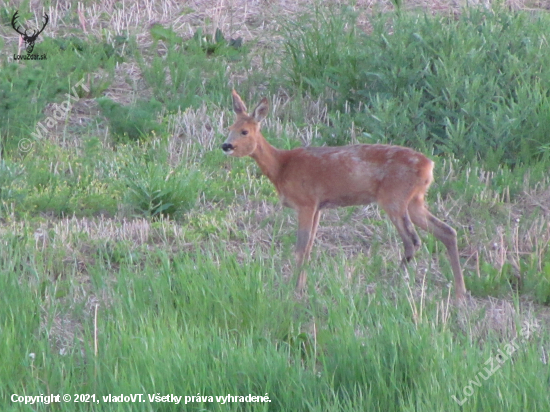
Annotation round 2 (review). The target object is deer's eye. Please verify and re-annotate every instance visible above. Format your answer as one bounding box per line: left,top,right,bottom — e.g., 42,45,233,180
241,130,248,135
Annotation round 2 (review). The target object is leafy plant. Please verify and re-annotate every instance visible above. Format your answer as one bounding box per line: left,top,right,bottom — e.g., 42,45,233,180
149,24,182,44
97,97,163,142
190,27,243,55
467,261,515,297
122,160,202,219
282,7,550,168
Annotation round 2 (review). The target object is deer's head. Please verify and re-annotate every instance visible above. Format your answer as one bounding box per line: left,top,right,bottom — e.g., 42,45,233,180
222,90,269,157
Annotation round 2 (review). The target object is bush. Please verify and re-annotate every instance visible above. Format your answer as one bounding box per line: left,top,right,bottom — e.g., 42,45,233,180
122,160,202,219
97,98,163,142
283,7,550,168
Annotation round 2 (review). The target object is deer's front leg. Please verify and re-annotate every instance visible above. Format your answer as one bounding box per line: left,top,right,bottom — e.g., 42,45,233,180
295,207,318,292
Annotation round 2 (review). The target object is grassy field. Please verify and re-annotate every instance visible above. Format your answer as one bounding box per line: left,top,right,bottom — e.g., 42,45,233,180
1,0,550,410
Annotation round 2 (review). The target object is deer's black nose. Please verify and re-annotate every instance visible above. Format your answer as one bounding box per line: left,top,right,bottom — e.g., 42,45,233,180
221,143,234,152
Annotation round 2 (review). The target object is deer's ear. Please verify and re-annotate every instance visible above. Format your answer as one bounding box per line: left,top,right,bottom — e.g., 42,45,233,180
252,98,269,123
232,90,248,115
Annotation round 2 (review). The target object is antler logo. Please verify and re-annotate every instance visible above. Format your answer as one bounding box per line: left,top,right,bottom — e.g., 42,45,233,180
11,11,49,54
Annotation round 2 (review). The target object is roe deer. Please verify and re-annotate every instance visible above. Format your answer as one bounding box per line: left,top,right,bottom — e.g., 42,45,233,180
221,90,466,300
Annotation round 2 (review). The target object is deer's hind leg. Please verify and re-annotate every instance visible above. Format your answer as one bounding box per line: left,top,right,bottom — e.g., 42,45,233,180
388,211,423,267
378,190,423,268
407,195,466,300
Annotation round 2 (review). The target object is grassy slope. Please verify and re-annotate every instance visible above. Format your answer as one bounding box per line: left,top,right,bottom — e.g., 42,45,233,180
1,0,550,411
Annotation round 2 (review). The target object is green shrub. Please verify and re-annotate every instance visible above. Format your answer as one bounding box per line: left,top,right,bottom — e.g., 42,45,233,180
122,160,202,219
97,97,163,142
282,7,550,168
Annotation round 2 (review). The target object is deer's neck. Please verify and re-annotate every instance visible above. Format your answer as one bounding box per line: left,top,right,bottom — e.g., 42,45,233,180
250,134,283,185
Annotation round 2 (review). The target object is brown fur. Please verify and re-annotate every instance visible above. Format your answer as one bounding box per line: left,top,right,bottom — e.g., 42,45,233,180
222,90,466,300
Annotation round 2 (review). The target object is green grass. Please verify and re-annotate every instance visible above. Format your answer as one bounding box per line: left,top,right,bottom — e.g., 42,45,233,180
1,237,548,411
137,25,249,113
282,6,550,168
1,1,550,411
0,35,119,152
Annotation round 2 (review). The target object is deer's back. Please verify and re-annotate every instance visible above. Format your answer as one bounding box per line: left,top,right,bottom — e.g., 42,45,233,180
274,144,434,210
